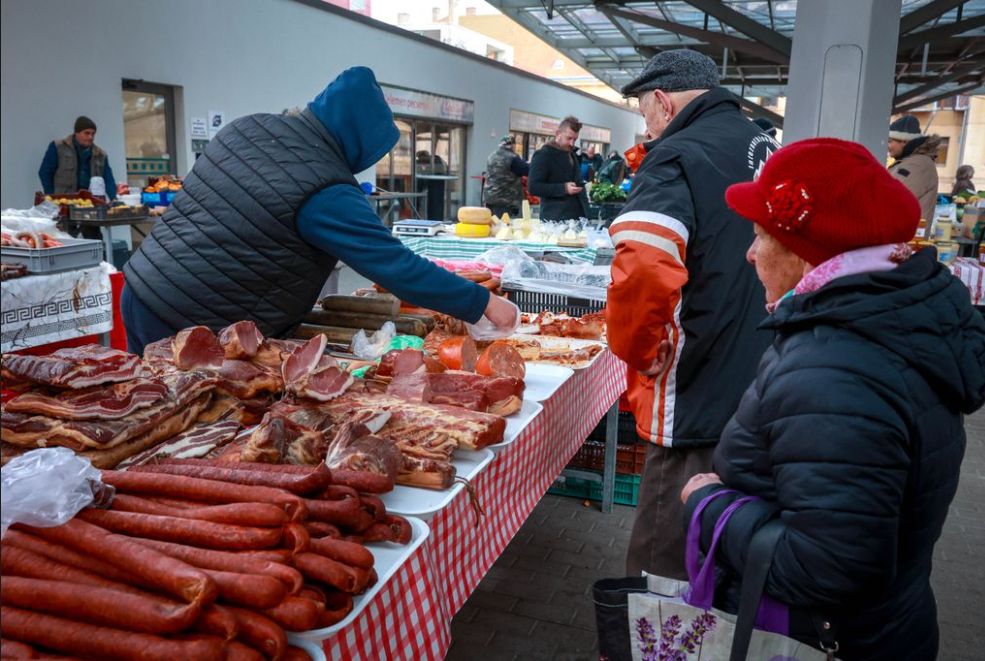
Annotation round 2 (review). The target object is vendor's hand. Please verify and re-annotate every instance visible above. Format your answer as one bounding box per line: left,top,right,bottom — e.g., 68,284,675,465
641,340,672,376
483,294,519,330
681,473,723,504
565,182,584,195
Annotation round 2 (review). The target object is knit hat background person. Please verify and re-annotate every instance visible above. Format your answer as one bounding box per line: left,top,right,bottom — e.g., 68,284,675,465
726,137,920,267
886,114,941,221
74,116,97,134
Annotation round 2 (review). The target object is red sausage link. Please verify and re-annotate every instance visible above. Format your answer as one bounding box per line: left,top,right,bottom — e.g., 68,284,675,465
318,485,359,501
112,493,288,527
303,521,341,539
77,508,282,550
280,523,310,555
225,640,265,661
358,494,386,522
131,538,303,595
17,520,216,605
292,552,357,592
204,570,287,609
195,605,240,641
328,469,394,494
361,515,413,544
302,497,363,527
3,530,135,586
0,606,224,661
261,596,320,632
0,638,37,658
0,576,201,634
131,463,331,495
226,606,287,661
234,549,293,563
100,470,305,519
309,537,374,569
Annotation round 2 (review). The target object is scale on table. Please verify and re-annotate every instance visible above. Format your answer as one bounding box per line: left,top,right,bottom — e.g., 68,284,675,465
392,219,445,237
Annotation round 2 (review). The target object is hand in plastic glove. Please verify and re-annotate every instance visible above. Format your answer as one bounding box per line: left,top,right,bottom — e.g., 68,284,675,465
467,295,520,340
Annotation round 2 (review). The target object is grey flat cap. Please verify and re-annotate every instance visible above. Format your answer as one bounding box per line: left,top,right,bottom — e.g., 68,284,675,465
621,49,720,96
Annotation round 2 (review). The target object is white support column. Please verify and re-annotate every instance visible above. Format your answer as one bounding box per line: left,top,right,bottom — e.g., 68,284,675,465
782,0,902,159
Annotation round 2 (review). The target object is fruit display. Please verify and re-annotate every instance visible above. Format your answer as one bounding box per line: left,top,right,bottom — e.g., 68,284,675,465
45,196,94,208
144,176,183,194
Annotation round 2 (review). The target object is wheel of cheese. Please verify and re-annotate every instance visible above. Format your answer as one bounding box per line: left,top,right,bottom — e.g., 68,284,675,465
457,206,493,224
454,222,492,238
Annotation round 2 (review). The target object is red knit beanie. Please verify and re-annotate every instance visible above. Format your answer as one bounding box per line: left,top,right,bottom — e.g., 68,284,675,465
725,138,920,266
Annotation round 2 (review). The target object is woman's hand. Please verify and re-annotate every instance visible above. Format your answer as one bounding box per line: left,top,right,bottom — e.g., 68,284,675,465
680,473,723,504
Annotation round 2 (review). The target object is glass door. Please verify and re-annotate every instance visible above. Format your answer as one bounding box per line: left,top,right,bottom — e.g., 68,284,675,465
121,80,176,189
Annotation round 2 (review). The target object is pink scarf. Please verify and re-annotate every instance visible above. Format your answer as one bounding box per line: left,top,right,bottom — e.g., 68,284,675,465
767,243,913,313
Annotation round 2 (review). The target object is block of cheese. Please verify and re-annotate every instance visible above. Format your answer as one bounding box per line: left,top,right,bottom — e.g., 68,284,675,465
454,222,492,238
458,206,493,224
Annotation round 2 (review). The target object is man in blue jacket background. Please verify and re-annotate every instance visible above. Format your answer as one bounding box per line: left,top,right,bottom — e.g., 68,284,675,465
122,67,515,354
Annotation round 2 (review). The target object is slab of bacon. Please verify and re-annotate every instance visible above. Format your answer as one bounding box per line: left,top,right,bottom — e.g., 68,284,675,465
116,420,242,468
0,371,215,455
1,345,142,390
3,378,169,420
387,371,523,417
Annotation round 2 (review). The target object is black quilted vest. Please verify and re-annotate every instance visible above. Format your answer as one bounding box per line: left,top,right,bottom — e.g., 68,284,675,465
124,109,356,337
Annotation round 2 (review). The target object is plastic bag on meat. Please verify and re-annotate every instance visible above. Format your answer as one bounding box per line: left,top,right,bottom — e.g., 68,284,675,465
351,321,397,360
0,447,113,536
466,297,521,341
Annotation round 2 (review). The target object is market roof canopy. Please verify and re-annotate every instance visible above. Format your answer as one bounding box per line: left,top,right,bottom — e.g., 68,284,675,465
486,0,985,111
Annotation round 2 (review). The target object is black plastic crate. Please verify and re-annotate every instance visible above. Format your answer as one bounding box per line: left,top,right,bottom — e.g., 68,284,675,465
502,286,605,316
587,411,639,443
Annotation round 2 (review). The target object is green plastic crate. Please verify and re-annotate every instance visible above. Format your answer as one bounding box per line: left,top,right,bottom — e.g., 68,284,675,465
547,472,641,507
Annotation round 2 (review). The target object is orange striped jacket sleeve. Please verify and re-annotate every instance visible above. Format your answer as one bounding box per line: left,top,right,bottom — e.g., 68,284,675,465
606,210,690,373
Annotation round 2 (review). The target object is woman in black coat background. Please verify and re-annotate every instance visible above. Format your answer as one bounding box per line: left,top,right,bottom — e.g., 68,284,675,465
680,138,985,660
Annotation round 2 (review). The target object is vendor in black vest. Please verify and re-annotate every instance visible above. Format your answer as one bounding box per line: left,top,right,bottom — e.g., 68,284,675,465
39,116,118,239
121,67,516,355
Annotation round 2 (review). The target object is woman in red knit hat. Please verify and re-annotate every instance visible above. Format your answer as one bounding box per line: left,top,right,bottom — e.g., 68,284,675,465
678,138,985,660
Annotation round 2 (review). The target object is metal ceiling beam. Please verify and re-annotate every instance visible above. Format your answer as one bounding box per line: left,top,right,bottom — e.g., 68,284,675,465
894,78,984,112
601,5,789,63
500,6,619,87
492,0,589,8
894,61,984,103
899,0,967,33
597,2,642,46
899,14,985,49
678,0,792,55
735,96,784,129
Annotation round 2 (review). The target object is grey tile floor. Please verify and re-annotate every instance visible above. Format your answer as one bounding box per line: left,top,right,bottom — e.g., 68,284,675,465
446,408,985,661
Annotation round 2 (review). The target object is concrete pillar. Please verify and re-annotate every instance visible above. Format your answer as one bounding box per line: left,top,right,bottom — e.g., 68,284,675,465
782,0,902,159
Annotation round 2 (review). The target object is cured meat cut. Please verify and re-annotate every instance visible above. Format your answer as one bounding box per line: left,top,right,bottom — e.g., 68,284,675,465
1,346,142,389
282,336,352,402
374,349,425,379
476,342,526,380
322,392,505,451
216,360,283,400
536,311,606,340
219,321,264,360
387,371,524,417
116,420,242,468
172,327,224,371
0,372,215,452
3,378,169,420
323,420,402,490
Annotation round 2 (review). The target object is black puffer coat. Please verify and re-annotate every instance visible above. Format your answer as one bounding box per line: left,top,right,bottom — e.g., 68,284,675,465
684,249,985,660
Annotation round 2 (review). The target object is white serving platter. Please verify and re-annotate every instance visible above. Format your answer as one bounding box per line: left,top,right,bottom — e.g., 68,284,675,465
510,334,607,371
285,636,327,661
293,516,430,640
522,363,574,402
488,399,544,452
381,448,495,519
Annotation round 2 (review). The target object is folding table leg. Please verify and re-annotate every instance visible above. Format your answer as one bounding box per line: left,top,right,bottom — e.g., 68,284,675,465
601,401,619,513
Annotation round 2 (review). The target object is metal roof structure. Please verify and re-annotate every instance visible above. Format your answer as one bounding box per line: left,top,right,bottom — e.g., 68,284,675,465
485,0,985,113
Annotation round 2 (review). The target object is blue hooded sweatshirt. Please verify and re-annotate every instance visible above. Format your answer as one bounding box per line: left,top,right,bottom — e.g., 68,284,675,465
296,67,489,323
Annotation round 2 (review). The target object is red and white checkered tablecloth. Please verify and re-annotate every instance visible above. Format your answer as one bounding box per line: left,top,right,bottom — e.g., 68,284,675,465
315,349,627,660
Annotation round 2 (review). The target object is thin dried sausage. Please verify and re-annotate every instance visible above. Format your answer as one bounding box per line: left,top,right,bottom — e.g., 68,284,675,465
261,596,320,632
131,463,331,495
195,605,239,641
309,537,374,570
112,493,288,527
0,606,224,661
226,606,287,661
77,508,282,550
291,552,356,592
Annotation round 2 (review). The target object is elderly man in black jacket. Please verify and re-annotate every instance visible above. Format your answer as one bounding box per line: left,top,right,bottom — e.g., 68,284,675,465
682,138,985,660
527,116,589,220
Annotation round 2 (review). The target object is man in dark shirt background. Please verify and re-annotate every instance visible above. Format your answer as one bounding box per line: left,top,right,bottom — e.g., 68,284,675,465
528,116,589,221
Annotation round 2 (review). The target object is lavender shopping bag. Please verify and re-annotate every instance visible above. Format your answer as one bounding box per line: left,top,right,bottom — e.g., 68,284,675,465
625,491,831,661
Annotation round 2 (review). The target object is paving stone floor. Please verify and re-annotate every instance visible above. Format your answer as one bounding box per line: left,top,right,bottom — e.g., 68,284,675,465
446,408,985,661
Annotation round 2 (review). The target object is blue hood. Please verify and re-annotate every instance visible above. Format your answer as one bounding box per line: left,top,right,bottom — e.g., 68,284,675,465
308,67,399,173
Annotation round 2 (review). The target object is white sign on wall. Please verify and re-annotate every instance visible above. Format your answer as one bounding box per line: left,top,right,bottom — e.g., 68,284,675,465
190,117,208,139
381,85,474,124
509,109,611,144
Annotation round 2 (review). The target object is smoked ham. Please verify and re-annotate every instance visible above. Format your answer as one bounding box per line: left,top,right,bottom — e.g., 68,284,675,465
218,321,264,359
1,345,142,389
171,327,224,371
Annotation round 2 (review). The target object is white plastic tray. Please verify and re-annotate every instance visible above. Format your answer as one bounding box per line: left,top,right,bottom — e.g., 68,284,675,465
293,516,430,641
522,363,574,401
285,636,327,661
381,448,495,519
488,399,544,452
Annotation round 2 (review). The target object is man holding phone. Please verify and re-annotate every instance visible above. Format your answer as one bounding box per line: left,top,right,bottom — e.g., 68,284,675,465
528,116,589,221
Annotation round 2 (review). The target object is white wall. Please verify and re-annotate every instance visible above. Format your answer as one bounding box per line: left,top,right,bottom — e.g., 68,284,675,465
0,0,643,208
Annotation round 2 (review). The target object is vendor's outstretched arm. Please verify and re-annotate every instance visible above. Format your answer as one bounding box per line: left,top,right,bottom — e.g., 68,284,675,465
297,184,490,323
